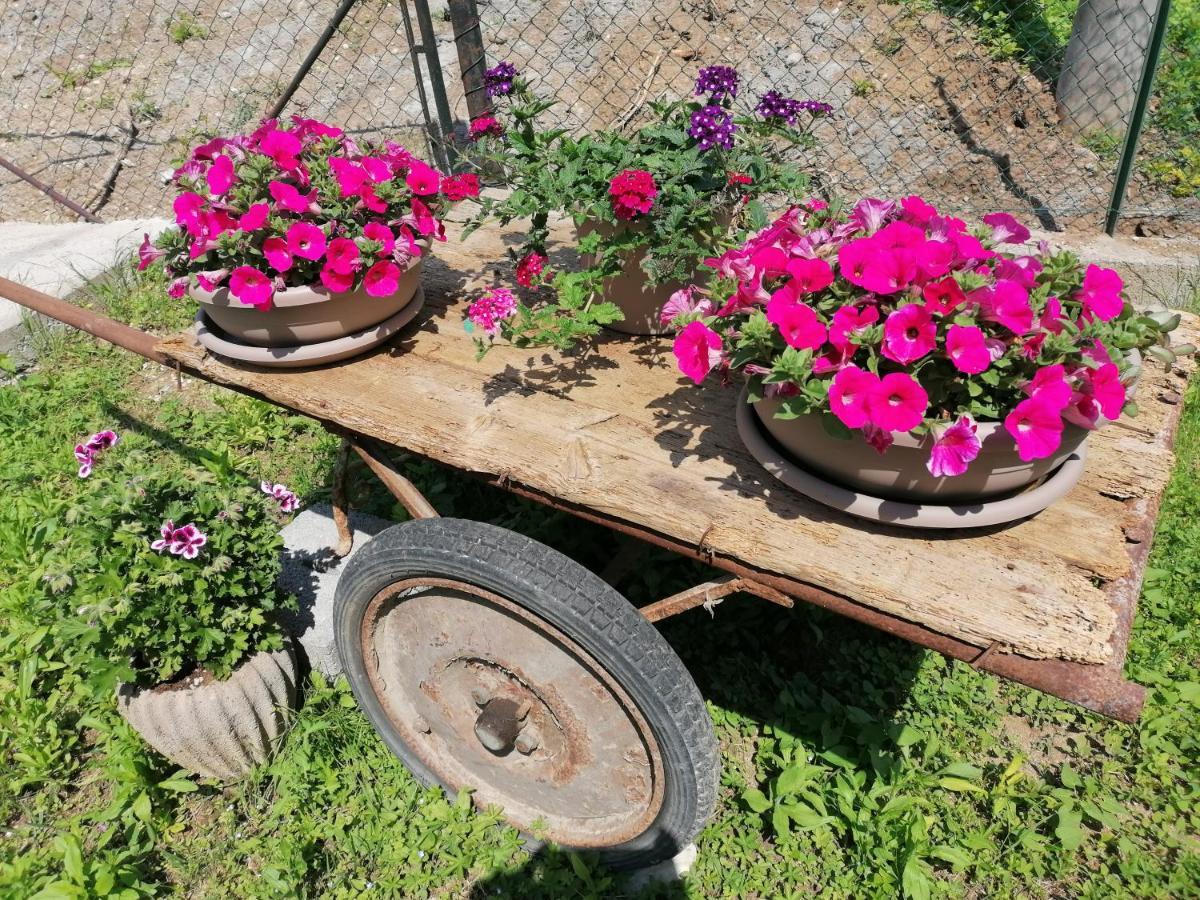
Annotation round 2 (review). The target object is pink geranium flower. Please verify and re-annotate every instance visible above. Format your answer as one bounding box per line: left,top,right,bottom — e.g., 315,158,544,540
150,520,175,552
137,233,164,271
286,222,327,261
927,415,981,477
206,154,236,196
170,523,207,559
325,237,360,274
982,212,1031,245
405,161,442,196
73,429,119,478
828,364,879,429
881,304,935,365
673,320,723,385
239,203,270,232
1077,265,1124,322
945,324,991,374
866,372,928,433
363,260,402,297
766,293,827,350
261,481,301,513
229,266,274,309
1004,396,1064,461
262,237,293,273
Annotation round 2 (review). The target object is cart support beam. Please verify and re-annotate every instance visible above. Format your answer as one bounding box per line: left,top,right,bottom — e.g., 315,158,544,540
642,575,794,623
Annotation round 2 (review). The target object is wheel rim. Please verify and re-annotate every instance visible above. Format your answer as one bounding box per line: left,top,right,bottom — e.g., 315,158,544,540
360,577,666,848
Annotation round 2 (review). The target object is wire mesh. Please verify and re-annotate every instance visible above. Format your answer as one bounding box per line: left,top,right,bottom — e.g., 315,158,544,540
0,0,438,223
0,0,1195,232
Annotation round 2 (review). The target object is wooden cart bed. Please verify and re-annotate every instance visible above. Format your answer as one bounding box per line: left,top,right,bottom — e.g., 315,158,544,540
157,220,1199,722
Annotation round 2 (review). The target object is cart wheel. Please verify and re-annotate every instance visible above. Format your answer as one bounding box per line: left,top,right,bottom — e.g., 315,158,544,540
334,518,718,870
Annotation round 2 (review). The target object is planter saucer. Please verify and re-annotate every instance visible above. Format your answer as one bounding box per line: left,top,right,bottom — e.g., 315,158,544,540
735,398,1087,530
195,287,425,369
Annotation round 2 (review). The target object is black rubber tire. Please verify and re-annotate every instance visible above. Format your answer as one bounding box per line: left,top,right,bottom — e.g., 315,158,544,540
333,517,718,870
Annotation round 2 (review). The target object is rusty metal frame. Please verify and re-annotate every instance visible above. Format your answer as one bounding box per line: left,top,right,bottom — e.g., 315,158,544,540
0,275,1164,723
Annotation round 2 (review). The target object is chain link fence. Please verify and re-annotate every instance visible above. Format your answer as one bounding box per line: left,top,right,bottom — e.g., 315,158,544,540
1,0,1196,233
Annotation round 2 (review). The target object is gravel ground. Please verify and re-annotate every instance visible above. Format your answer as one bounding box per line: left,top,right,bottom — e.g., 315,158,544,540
1,0,1195,233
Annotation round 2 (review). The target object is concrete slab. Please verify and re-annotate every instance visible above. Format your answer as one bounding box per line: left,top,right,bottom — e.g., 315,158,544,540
277,503,393,678
0,218,169,350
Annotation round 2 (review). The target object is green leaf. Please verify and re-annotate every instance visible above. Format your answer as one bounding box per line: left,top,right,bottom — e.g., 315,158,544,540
157,776,199,793
901,855,933,900
775,764,808,795
742,788,772,814
930,844,973,870
61,835,84,883
894,724,923,747
939,777,986,794
132,791,152,823
1060,763,1081,789
1055,802,1085,850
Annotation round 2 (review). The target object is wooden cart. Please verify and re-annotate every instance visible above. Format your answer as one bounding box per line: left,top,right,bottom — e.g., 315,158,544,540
2,220,1195,869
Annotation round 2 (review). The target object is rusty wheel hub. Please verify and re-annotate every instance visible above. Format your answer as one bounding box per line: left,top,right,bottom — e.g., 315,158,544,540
361,578,664,847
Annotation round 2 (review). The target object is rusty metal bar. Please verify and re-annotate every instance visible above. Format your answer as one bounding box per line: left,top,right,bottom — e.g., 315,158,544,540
0,276,165,361
331,438,355,558
0,155,103,223
0,275,1151,724
642,576,795,623
349,437,440,520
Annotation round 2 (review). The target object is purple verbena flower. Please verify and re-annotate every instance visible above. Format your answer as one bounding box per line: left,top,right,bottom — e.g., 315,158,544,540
688,105,736,152
797,99,834,116
484,61,518,98
755,90,803,124
694,66,739,102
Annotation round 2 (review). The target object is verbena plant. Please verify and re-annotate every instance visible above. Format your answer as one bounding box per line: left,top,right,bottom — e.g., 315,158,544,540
462,63,829,353
669,197,1191,477
145,116,479,309
63,447,294,687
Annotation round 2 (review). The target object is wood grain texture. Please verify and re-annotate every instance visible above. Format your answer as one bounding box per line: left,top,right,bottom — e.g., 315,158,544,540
158,218,1198,665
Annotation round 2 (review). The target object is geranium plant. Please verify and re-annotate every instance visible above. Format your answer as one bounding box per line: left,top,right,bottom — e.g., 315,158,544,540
669,197,1189,476
142,116,479,308
462,63,830,353
65,445,296,688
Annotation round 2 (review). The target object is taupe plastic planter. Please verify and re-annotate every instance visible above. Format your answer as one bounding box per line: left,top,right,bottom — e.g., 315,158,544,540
754,396,1089,503
190,251,425,347
117,643,297,781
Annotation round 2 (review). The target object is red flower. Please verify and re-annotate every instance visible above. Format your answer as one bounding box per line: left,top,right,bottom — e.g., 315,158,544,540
727,171,752,186
609,169,657,221
441,172,481,202
515,251,547,287
469,116,505,141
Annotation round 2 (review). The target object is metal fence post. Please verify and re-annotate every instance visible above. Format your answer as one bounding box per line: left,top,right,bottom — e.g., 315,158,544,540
447,0,492,123
1104,0,1172,235
412,0,458,169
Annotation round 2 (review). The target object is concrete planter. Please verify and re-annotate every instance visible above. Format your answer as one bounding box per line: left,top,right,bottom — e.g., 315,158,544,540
754,397,1089,504
190,251,425,348
117,643,298,781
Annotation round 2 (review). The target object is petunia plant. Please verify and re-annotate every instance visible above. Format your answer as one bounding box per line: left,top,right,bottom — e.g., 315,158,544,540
669,197,1191,477
462,63,828,353
61,443,297,689
143,116,480,309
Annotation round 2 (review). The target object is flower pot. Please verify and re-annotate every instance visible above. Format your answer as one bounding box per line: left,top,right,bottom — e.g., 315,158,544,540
190,251,426,348
578,221,723,337
116,643,298,781
753,397,1089,504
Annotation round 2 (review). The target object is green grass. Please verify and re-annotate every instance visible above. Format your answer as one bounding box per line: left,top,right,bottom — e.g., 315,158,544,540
1,267,1199,897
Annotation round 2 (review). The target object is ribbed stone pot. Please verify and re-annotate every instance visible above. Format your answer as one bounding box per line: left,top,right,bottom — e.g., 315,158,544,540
189,247,426,348
117,644,298,781
754,397,1090,504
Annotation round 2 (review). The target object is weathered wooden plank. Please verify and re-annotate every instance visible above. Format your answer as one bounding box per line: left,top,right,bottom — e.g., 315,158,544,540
157,219,1197,664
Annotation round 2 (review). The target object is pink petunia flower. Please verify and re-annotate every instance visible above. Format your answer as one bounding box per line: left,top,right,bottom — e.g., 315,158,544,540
860,250,917,295
239,203,270,232
979,280,1033,334
268,181,316,214
828,364,880,429
262,237,293,273
783,256,834,296
325,237,360,274
361,156,393,183
1084,362,1126,420
329,157,369,197
363,222,395,255
228,265,274,310
881,304,936,365
194,269,227,291
866,372,928,433
837,238,874,287
850,197,895,234
1004,396,1064,461
660,286,714,325
1024,363,1073,410
173,192,206,233
206,154,236,196
363,260,402,297
922,277,965,315
406,161,442,196
927,415,981,477
900,195,937,226
945,324,991,374
137,233,164,271
286,222,327,261
766,293,827,350
862,423,895,454
828,303,879,350
1077,265,1124,322
258,128,302,169
167,277,188,300
673,320,723,385
409,197,444,240
1038,295,1065,334
982,211,1031,245
320,266,355,293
